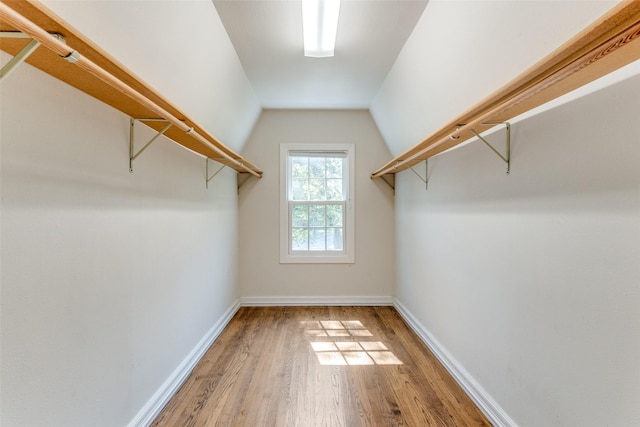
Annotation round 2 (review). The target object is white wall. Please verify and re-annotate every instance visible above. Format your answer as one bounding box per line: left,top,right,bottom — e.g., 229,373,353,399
371,1,640,425
0,1,260,425
238,110,395,301
40,0,260,152
394,77,640,425
372,0,618,156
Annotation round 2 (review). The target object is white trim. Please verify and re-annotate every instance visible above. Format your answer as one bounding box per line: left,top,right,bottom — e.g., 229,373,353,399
280,143,355,264
240,296,394,307
392,298,518,427
127,299,241,427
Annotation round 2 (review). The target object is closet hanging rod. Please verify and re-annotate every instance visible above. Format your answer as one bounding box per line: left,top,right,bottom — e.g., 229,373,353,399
371,1,640,179
0,2,262,178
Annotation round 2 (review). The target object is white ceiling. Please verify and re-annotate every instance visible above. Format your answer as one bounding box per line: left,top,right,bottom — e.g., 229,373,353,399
213,0,428,109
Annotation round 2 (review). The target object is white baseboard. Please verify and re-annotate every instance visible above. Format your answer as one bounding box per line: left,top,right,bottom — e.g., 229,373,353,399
240,295,394,306
127,299,241,427
393,298,517,427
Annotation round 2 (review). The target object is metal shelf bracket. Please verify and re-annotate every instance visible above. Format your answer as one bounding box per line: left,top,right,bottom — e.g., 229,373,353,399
206,159,256,191
409,160,429,190
1,31,64,81
470,122,511,174
380,174,395,192
129,118,172,172
206,158,229,189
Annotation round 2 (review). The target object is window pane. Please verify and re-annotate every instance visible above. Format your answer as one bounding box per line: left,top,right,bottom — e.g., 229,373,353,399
309,228,326,251
327,228,343,250
326,179,343,201
309,157,325,178
326,157,343,178
309,205,325,227
291,157,309,178
292,228,308,251
291,179,308,201
292,205,308,227
309,178,326,201
327,205,343,227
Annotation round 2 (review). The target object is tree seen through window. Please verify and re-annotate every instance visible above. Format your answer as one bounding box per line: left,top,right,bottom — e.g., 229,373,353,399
289,155,346,252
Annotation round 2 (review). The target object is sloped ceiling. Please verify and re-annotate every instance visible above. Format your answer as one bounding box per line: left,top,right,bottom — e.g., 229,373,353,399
213,0,428,109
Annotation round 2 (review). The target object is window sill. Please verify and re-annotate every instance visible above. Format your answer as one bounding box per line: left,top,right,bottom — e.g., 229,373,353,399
280,254,354,264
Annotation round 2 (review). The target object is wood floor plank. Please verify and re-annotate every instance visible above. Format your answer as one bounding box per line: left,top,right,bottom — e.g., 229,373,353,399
152,306,491,427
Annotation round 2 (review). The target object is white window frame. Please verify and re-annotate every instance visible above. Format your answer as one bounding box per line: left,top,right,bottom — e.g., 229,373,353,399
280,143,355,264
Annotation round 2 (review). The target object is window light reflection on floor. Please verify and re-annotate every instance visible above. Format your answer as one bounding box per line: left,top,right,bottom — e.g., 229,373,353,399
301,320,373,338
301,320,403,366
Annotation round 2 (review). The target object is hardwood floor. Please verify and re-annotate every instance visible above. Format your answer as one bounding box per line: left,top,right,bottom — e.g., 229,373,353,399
152,306,491,426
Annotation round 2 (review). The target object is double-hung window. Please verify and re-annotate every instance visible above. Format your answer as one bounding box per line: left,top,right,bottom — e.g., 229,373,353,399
280,143,355,263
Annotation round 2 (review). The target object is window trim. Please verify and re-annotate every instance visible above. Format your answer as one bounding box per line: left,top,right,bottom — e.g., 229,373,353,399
280,143,355,264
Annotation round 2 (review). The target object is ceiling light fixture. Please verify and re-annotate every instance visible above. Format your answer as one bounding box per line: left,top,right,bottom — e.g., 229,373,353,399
302,0,341,58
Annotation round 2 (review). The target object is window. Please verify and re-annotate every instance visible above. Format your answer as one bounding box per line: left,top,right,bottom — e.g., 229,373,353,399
280,143,355,263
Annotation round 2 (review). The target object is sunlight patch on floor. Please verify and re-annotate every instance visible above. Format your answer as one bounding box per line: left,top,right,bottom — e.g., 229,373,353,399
302,320,403,366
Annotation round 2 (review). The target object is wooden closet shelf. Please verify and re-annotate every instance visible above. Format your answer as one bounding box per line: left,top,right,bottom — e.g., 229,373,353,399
371,1,640,179
0,0,262,177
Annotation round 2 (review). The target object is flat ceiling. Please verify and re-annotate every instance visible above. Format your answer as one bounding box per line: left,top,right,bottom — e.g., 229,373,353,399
213,0,428,109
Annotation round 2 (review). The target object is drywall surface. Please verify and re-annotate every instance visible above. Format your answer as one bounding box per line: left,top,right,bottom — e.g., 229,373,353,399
0,56,237,427
40,0,261,152
238,110,395,300
0,1,257,425
371,0,618,156
371,3,639,423
391,62,640,427
392,75,640,426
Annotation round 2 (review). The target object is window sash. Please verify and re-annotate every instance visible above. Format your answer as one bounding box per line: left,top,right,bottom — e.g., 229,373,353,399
287,154,347,202
288,201,346,254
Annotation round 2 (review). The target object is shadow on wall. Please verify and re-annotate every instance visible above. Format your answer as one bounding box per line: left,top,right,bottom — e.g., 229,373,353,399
401,74,640,214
